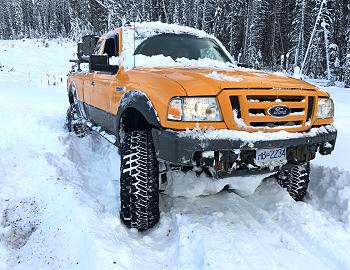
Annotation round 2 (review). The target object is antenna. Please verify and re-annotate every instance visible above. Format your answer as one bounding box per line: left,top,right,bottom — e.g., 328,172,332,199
133,20,136,68
132,0,143,69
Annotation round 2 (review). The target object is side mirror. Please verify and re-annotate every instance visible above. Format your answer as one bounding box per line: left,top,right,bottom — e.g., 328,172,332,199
75,35,99,63
89,54,119,74
77,42,83,61
82,35,99,56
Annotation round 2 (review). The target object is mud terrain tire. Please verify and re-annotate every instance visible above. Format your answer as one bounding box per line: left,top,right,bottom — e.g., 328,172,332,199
275,168,290,188
275,162,310,201
120,130,159,231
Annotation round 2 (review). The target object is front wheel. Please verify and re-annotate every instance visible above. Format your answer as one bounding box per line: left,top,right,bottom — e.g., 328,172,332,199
275,162,310,201
120,130,160,231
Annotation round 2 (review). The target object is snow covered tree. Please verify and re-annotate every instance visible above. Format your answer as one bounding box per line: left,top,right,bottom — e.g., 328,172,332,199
290,0,310,68
244,0,267,68
0,0,349,84
345,22,350,87
12,0,24,38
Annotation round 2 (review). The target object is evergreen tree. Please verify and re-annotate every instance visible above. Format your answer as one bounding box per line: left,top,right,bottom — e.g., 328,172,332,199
344,3,350,86
0,0,349,84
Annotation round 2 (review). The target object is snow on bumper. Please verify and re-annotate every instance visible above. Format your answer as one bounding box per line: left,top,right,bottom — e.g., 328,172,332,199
152,125,337,165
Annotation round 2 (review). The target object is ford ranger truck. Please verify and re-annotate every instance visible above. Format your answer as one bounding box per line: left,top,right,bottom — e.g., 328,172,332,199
66,22,337,231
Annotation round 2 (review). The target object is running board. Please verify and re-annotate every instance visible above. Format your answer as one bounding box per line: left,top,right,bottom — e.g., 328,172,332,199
83,120,118,145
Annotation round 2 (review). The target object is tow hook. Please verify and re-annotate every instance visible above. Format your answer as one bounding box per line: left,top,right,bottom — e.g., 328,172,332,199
319,141,335,155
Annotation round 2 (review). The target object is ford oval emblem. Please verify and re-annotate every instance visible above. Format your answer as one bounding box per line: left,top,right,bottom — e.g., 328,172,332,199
268,105,291,118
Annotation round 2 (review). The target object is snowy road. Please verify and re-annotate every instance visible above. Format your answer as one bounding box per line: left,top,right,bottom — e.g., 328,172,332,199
1,40,350,270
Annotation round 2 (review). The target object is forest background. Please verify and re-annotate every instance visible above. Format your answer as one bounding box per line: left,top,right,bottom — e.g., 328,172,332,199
1,0,349,85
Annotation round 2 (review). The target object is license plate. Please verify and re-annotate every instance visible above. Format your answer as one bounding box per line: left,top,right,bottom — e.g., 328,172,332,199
255,148,287,166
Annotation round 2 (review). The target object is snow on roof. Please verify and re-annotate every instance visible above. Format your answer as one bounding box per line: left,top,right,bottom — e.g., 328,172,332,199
124,21,211,39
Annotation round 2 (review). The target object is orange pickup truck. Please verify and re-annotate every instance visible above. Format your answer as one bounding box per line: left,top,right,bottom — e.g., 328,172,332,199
66,22,337,231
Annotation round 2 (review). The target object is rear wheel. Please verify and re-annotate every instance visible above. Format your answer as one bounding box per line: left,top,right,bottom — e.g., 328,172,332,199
66,89,89,138
120,130,159,231
66,103,89,137
275,162,310,201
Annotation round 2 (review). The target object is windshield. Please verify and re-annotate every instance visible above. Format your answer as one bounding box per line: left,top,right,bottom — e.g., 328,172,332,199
134,33,231,64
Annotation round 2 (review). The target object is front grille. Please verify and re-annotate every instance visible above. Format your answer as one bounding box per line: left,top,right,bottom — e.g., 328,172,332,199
230,90,313,130
230,96,241,118
250,121,303,128
246,95,305,102
306,97,315,123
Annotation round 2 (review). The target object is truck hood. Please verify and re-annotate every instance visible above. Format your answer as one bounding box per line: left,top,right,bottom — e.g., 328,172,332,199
139,67,320,96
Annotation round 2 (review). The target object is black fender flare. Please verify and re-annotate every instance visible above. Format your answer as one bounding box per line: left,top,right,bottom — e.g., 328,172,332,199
115,90,161,145
68,81,88,119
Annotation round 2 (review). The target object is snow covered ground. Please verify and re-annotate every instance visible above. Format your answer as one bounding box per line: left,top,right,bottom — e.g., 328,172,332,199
1,39,350,270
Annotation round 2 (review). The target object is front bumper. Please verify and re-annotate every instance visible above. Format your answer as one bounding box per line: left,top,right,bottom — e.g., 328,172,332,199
152,125,337,166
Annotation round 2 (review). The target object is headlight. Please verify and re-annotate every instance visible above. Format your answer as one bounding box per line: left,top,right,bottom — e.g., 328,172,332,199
167,97,222,121
316,98,334,119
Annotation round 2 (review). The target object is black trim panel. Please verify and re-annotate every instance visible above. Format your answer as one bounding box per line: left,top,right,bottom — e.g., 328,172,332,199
85,103,116,133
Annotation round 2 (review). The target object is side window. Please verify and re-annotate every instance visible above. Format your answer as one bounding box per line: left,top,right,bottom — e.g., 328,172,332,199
103,35,119,58
200,48,217,60
93,39,103,55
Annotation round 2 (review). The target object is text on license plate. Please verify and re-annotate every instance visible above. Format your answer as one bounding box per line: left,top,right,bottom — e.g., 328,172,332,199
255,148,287,163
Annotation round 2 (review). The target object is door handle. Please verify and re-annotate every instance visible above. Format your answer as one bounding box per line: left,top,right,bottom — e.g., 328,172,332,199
91,81,95,87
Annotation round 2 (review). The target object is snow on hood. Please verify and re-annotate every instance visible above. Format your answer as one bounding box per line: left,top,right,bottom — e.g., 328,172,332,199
132,66,318,96
206,71,243,82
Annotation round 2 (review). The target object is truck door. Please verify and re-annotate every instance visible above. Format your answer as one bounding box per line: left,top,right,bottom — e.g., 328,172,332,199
90,34,121,132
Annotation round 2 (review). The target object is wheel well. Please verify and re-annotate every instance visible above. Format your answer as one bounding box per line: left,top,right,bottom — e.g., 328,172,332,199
120,108,151,133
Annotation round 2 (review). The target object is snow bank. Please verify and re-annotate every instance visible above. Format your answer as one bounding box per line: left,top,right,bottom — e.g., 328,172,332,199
164,170,272,198
309,165,350,231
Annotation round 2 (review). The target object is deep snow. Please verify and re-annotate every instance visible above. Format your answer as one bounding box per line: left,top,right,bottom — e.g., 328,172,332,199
0,39,350,270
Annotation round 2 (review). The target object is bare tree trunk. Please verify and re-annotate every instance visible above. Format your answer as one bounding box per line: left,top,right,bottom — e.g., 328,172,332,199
229,15,234,56
212,1,222,36
301,0,326,75
201,0,207,31
162,0,169,23
344,30,350,87
271,0,278,66
294,0,306,67
321,19,332,80
242,1,251,63
194,0,199,29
